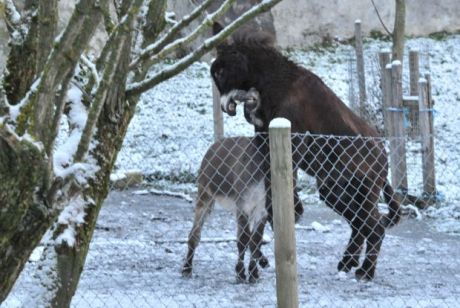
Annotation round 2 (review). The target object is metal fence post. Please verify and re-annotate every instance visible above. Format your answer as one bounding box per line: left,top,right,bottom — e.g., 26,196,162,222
269,118,299,308
418,76,436,197
212,79,224,141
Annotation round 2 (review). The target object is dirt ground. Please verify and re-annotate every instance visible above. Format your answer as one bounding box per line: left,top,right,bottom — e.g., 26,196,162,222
56,188,456,308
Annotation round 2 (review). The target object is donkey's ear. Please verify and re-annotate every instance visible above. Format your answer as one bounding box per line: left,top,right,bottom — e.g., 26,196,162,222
212,22,224,35
212,22,233,51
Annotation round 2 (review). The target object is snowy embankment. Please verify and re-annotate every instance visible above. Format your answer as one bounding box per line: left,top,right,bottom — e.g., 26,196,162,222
115,35,460,233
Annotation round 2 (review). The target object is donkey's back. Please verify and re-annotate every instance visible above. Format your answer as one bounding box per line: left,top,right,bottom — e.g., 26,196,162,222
199,137,267,203
183,137,270,283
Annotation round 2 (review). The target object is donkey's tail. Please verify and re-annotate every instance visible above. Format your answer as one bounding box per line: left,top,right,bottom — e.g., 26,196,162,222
380,179,402,228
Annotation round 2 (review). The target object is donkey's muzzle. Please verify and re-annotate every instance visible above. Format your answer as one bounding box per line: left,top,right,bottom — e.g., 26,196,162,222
223,99,237,116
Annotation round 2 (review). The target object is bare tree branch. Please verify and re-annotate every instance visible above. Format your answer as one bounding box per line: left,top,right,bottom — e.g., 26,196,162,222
74,0,142,162
35,0,59,73
129,0,214,70
101,0,116,34
370,0,392,36
127,0,283,97
81,55,101,90
2,0,25,41
25,0,106,152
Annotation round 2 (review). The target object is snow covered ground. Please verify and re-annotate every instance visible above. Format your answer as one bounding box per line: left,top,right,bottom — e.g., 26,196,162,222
115,34,460,233
6,191,460,307
3,35,460,307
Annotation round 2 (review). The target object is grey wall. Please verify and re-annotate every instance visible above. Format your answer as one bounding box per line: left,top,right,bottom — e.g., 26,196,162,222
1,0,459,71
272,0,460,48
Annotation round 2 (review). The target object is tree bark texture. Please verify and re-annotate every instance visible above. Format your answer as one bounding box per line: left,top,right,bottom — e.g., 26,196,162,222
0,127,49,302
0,0,282,304
50,2,166,306
0,0,105,302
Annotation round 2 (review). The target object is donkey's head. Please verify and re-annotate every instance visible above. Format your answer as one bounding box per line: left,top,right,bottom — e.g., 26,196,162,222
211,22,274,116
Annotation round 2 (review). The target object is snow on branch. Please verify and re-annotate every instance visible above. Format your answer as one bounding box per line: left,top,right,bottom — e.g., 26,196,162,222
74,0,143,163
3,0,27,43
126,0,283,97
129,0,214,70
80,55,101,89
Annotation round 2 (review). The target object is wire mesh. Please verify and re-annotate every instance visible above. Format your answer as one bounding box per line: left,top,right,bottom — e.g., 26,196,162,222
3,132,460,307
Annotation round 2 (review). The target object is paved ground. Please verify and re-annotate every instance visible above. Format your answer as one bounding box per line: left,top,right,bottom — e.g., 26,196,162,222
65,189,460,307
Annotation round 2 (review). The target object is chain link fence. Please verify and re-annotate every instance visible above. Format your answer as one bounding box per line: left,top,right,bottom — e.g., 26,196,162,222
5,130,459,307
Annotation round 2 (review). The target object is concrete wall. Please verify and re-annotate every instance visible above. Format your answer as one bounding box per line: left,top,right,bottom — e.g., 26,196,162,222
1,0,459,71
272,0,460,48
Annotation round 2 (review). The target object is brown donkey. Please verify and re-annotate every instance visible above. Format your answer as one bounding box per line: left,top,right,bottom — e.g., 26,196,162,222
182,89,303,282
182,134,303,283
210,23,401,280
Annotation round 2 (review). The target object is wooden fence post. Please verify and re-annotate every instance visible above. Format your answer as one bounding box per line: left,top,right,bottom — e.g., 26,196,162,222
409,50,420,96
407,50,420,137
389,61,408,192
379,51,391,137
418,76,436,197
269,118,299,308
378,50,391,74
354,20,366,117
212,79,224,141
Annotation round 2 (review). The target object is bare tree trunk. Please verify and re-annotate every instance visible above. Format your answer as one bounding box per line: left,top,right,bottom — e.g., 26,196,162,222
392,0,406,63
0,128,49,303
49,2,168,306
0,0,282,304
0,0,104,302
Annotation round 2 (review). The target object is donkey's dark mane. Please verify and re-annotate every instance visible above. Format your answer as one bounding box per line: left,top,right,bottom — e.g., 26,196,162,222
232,29,276,49
231,37,336,132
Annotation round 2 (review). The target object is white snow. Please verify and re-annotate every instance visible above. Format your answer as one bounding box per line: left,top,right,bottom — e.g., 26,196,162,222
269,117,291,128
311,221,331,233
4,33,460,308
118,35,460,234
55,196,90,247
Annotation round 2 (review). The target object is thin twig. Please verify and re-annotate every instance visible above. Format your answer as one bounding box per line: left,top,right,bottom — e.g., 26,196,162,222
129,0,216,70
371,0,392,36
3,0,26,41
126,0,283,97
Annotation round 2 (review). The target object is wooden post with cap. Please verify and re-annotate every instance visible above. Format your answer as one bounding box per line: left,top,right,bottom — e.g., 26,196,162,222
269,118,299,308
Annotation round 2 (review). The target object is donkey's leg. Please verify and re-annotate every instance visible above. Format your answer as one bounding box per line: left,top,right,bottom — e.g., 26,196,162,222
338,219,364,272
355,208,385,281
253,217,269,268
236,211,251,282
336,179,365,273
354,182,385,280
318,179,364,273
182,190,214,277
248,217,268,283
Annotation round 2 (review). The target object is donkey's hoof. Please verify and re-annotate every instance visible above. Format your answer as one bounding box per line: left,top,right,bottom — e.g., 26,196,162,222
248,269,260,284
236,272,247,283
235,262,246,283
248,261,259,283
337,258,359,273
181,266,193,278
355,267,374,281
248,274,259,284
259,256,269,268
